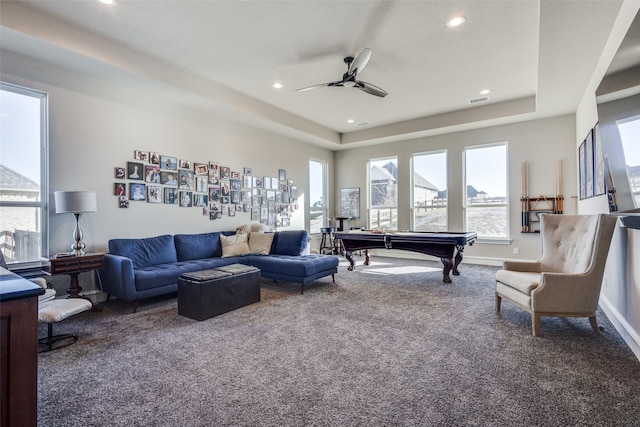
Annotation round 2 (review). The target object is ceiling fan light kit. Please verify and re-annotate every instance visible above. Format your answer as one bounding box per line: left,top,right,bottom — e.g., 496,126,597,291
296,48,388,98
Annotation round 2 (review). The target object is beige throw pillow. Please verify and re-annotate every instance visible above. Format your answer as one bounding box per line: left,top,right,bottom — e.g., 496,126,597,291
248,232,274,255
220,233,250,258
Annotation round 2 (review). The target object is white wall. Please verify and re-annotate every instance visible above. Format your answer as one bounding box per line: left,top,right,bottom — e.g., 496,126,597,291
335,115,577,264
1,51,333,296
576,91,640,359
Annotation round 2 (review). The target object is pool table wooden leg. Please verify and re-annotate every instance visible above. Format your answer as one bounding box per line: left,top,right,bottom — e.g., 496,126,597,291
452,247,464,276
345,250,356,271
440,257,453,283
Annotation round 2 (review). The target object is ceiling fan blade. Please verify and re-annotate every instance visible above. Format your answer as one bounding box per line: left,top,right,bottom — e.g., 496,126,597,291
348,48,372,75
356,80,388,97
295,82,339,92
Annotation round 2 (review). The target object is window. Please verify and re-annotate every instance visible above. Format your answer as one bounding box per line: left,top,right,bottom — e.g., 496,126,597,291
309,159,327,234
464,144,508,239
616,116,640,208
0,82,48,266
368,157,398,230
412,151,447,231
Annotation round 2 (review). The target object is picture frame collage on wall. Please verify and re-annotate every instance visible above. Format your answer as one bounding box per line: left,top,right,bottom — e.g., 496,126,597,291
113,151,298,227
579,123,605,200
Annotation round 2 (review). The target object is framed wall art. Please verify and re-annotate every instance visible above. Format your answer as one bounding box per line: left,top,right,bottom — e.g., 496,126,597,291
340,187,360,220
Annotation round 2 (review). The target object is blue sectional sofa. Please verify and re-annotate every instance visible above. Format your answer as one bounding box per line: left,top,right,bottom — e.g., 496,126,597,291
99,230,339,311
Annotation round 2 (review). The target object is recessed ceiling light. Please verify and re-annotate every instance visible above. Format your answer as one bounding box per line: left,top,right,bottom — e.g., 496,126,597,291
447,16,465,27
272,83,283,89
347,119,355,124
480,89,490,95
98,0,115,5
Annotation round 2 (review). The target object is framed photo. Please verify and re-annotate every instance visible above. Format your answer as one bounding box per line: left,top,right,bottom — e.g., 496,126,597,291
196,176,208,192
161,171,178,186
209,203,220,219
279,169,286,182
147,185,162,203
585,129,594,199
178,170,194,190
251,207,260,221
145,165,160,183
127,162,143,180
164,188,178,204
578,141,587,200
231,170,240,179
179,159,192,169
220,166,230,180
129,183,146,201
243,167,252,175
134,150,149,162
194,194,208,207
119,196,129,208
230,179,241,191
115,167,126,179
340,187,360,220
179,191,193,207
253,176,262,188
208,169,220,185
594,123,605,196
209,162,219,171
194,163,208,175
209,187,220,202
161,155,177,170
243,175,252,188
149,152,161,165
114,183,126,197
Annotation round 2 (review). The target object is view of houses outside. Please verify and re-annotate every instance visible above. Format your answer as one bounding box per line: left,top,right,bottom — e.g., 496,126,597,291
413,151,447,232
0,85,44,263
369,158,397,230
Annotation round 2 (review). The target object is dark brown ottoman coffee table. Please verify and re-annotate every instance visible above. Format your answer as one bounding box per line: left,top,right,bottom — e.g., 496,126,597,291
178,264,260,321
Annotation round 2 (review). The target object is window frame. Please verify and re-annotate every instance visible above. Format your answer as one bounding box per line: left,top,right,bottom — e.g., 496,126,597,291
463,142,509,241
0,82,49,268
367,156,398,230
309,158,328,234
411,149,448,232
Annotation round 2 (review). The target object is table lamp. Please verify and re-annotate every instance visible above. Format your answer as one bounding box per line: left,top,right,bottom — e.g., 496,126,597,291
54,191,97,256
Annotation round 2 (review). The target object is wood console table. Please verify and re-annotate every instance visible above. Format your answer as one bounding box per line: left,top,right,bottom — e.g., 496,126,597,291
44,253,105,300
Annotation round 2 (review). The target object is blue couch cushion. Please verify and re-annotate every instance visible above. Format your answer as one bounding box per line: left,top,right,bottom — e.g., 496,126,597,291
174,232,224,261
271,230,308,256
134,257,246,291
109,234,177,269
247,254,337,277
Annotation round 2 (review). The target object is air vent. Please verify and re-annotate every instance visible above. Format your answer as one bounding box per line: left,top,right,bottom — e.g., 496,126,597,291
469,96,489,104
356,121,371,127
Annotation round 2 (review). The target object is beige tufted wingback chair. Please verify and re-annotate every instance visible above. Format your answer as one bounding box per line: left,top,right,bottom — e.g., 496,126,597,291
495,214,617,336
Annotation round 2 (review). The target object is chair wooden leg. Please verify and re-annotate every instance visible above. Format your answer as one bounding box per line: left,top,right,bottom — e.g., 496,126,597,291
495,293,502,313
332,274,335,284
589,316,601,335
532,313,541,337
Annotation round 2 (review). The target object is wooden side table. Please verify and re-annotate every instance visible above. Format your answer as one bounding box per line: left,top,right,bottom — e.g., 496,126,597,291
44,253,105,300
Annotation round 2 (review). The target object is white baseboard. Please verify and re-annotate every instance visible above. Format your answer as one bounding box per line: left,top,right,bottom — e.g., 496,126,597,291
599,295,640,362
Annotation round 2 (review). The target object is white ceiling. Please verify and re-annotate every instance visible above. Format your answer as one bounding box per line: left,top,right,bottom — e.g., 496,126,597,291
0,0,637,150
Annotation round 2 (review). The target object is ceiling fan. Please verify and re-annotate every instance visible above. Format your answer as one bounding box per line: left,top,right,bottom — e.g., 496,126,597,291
295,48,388,98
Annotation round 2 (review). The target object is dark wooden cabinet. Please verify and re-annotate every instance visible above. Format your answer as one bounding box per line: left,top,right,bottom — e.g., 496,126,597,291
0,269,44,427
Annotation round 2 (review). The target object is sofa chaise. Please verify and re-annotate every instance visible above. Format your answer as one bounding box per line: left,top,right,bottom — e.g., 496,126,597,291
99,230,339,311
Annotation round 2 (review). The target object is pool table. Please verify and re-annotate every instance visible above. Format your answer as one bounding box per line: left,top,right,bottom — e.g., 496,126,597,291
333,230,477,283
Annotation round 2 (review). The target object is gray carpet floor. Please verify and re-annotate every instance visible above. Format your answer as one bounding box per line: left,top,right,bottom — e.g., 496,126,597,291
37,257,640,426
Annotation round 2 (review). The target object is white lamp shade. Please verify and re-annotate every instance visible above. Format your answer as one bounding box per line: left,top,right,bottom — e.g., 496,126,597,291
54,191,97,214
